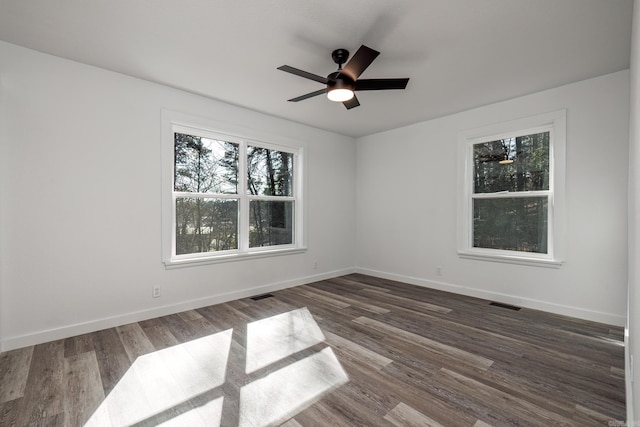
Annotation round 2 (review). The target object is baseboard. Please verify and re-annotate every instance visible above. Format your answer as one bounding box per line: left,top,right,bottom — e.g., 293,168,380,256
2,266,624,351
0,267,356,352
626,325,634,424
355,267,626,327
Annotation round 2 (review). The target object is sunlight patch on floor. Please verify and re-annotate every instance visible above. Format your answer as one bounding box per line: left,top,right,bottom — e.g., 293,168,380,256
85,329,232,426
245,307,325,374
157,396,224,426
239,346,348,427
84,307,348,426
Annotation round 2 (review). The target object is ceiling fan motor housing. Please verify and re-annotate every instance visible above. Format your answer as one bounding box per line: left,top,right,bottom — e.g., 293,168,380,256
327,71,354,91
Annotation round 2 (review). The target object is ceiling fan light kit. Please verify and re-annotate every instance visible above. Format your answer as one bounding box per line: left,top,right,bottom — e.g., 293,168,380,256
278,45,409,109
327,73,355,102
327,87,354,102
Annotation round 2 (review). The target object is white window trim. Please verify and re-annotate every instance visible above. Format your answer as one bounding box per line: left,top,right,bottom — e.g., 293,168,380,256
161,110,306,268
457,110,566,268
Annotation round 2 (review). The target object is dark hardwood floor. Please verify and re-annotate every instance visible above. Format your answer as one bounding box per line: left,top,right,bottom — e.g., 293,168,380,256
0,274,626,426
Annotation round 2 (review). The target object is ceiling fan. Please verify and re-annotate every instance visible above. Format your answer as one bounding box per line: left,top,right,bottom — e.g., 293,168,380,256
277,45,409,109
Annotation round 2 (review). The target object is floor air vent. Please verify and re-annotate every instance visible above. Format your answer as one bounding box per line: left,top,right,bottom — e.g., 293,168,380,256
489,301,521,311
251,293,274,301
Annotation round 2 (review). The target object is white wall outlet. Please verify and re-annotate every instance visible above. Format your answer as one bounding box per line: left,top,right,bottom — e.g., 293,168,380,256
152,286,161,298
436,266,443,276
313,260,318,269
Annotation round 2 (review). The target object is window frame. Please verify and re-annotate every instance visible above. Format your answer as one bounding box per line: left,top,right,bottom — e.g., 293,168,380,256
162,110,306,268
457,110,566,268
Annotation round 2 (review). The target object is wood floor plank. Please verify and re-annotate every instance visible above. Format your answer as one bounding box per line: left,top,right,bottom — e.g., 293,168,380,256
63,333,94,358
159,313,201,342
611,366,625,378
293,400,362,427
177,309,205,322
138,317,180,351
280,418,304,427
16,340,65,425
379,302,622,397
357,286,452,314
298,284,390,314
353,316,494,369
384,402,445,427
286,287,351,309
91,328,132,396
116,323,156,362
338,350,479,426
0,274,626,426
198,302,253,330
436,367,577,426
329,275,391,293
0,397,22,426
63,350,105,426
0,346,34,403
574,403,624,426
324,331,393,370
310,389,390,427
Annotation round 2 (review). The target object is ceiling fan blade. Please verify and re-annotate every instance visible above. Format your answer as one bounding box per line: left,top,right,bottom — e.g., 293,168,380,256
341,45,380,81
277,65,328,84
287,89,326,102
355,78,409,91
343,95,360,110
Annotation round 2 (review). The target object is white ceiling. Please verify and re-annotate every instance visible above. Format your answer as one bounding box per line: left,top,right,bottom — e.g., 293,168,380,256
0,0,633,138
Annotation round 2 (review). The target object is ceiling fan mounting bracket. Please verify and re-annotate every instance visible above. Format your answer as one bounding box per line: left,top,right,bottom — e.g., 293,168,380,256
331,48,350,67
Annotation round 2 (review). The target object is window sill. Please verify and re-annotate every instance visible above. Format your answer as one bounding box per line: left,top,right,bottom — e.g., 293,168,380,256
164,247,307,269
458,251,563,268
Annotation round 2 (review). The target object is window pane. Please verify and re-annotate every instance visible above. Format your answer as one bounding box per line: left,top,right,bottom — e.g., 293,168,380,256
174,133,239,194
176,198,238,255
473,197,548,253
249,201,293,248
247,146,293,196
473,131,549,193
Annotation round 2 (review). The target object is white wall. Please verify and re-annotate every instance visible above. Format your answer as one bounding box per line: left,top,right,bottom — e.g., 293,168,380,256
356,70,630,326
0,39,632,352
627,0,639,423
0,41,356,351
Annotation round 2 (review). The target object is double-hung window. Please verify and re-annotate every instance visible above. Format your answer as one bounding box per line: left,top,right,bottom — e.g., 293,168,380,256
162,111,304,267
458,110,566,267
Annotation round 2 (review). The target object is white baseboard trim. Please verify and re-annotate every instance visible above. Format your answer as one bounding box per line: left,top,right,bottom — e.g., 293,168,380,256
355,267,626,327
626,325,634,424
0,268,355,352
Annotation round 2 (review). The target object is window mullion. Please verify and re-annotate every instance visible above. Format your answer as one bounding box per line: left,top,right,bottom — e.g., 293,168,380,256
472,190,550,199
248,195,296,201
173,191,239,199
238,141,249,252
172,192,178,258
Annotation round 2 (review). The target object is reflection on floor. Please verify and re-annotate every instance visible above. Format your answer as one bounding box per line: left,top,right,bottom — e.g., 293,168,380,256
86,308,347,426
246,308,326,374
240,347,346,427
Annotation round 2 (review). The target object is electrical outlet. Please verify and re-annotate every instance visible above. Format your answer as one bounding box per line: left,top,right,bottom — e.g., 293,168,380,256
313,260,318,270
436,266,443,276
152,286,161,298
